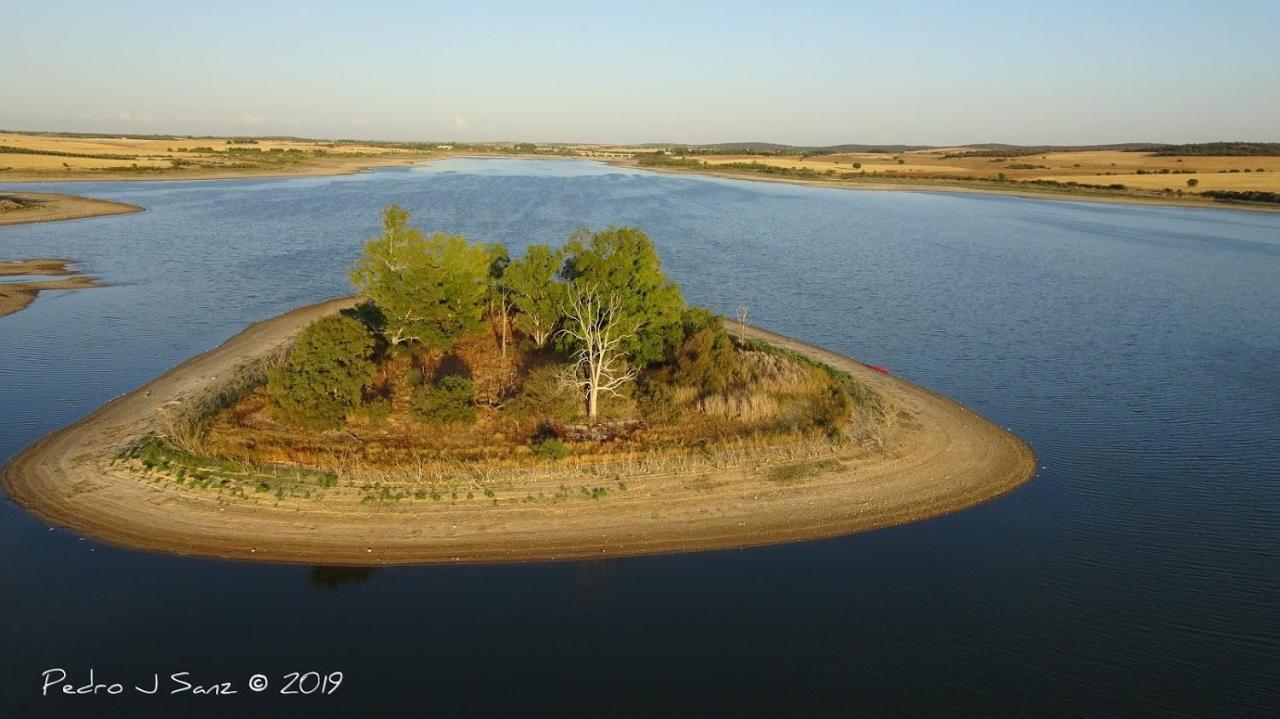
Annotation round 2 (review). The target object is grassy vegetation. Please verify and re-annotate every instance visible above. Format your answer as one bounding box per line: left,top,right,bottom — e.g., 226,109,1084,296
1200,190,1280,204
767,458,844,485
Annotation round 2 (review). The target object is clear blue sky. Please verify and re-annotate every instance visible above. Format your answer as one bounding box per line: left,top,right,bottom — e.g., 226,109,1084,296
3,0,1277,145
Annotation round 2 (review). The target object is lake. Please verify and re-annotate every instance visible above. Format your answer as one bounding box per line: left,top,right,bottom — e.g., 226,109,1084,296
1,159,1277,717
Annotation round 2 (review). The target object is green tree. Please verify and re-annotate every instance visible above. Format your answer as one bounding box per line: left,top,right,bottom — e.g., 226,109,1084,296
503,244,566,347
349,206,491,350
267,314,378,429
561,227,685,366
484,243,512,356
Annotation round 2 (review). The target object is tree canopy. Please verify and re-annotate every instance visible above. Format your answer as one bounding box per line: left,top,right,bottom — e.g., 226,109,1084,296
349,206,491,350
561,226,685,366
502,243,566,347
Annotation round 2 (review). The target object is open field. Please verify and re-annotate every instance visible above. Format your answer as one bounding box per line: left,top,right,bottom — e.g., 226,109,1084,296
0,132,434,181
0,297,1035,565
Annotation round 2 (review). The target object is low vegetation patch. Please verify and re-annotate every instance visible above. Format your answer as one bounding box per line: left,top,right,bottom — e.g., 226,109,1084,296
767,458,845,485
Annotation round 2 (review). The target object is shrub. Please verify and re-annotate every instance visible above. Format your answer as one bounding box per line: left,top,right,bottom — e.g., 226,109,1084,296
411,375,477,425
357,398,391,426
636,379,683,423
531,437,568,461
809,384,853,436
267,314,377,429
505,364,580,422
1186,178,1199,188
405,367,423,387
668,308,741,395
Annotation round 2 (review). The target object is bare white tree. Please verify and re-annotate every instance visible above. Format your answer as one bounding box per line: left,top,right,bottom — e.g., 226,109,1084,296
735,304,751,343
557,283,638,421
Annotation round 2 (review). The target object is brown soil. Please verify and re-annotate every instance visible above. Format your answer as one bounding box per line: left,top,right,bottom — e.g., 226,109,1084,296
0,297,1036,566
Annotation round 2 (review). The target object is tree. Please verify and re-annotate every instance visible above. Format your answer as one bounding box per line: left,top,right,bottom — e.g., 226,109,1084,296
1186,178,1200,188
558,283,638,421
349,206,490,350
502,244,566,348
483,243,512,356
561,227,685,366
267,314,378,429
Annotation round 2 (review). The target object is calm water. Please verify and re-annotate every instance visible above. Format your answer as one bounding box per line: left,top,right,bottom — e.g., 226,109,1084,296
1,159,1277,717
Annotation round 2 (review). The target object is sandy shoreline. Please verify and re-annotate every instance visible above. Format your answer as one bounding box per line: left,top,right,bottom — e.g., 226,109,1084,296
1,298,1035,565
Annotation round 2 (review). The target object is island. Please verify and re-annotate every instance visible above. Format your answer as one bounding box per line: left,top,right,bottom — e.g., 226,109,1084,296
0,207,1036,564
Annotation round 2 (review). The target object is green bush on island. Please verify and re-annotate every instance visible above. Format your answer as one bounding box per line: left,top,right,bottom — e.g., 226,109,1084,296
266,313,378,429
505,364,581,422
666,308,741,396
411,375,477,425
531,437,568,461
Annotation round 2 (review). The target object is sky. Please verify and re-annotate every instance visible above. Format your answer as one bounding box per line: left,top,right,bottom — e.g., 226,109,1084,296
2,0,1278,146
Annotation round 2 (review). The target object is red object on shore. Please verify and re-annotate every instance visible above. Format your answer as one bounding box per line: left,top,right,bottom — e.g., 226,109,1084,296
866,364,891,374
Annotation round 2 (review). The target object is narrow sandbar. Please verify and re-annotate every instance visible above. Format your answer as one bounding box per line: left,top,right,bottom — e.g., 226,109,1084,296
0,258,101,317
0,192,142,226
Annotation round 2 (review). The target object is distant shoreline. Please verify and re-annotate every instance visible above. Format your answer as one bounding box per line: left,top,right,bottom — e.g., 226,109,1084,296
6,153,1278,214
610,161,1280,214
0,297,1035,566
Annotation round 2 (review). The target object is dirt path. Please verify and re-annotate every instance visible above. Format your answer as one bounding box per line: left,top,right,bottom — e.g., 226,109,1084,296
0,298,1036,565
0,192,143,226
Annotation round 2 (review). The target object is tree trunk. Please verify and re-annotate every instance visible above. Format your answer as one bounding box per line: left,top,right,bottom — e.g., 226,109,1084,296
500,303,508,358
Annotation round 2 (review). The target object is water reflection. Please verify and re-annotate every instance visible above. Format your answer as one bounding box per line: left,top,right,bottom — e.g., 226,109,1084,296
575,560,615,609
307,566,378,591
